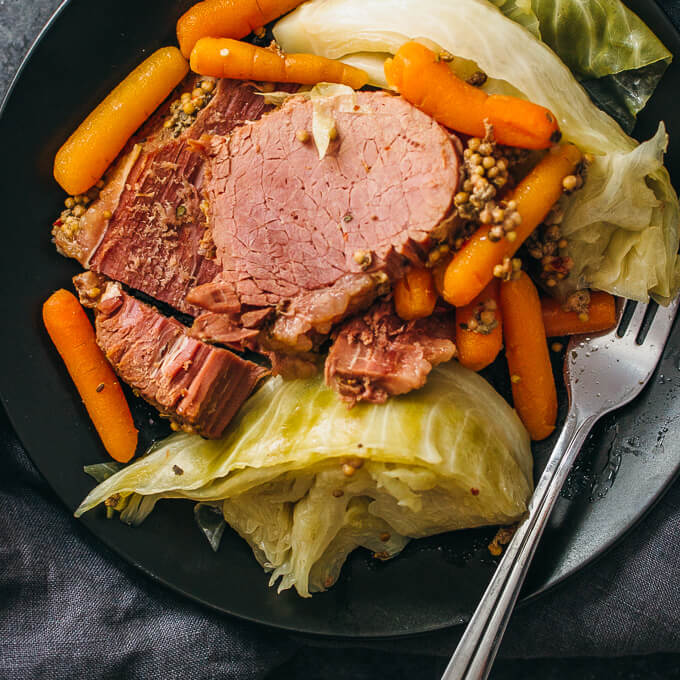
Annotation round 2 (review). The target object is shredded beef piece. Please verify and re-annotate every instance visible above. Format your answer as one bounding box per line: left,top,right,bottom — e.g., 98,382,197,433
325,301,457,406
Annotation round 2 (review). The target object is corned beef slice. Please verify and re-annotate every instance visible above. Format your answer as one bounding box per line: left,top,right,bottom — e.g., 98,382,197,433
325,301,457,406
88,79,280,315
74,273,268,439
58,79,280,315
189,91,460,351
87,138,220,316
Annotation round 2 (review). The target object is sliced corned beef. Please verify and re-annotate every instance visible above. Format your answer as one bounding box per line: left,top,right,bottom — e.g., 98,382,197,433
56,78,285,315
57,85,461,382
325,300,456,406
86,138,220,316
74,273,268,438
189,90,460,357
189,271,380,356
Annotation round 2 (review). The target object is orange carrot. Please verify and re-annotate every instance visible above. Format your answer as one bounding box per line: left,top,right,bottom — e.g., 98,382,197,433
393,268,438,321
542,292,617,337
177,0,306,58
384,42,560,149
190,38,369,89
500,272,557,441
455,280,503,372
43,290,138,463
54,47,188,196
438,143,582,308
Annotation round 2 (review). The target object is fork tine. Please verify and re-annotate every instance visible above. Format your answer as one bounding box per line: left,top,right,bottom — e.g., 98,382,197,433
642,296,680,351
622,301,649,339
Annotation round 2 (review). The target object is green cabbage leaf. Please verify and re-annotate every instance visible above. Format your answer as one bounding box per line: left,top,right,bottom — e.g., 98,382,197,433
76,362,532,597
273,0,680,302
489,0,672,132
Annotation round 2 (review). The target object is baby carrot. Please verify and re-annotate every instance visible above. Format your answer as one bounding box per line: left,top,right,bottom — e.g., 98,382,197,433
500,272,557,441
43,290,138,463
54,47,188,196
177,0,306,58
393,268,438,321
542,292,617,337
455,280,503,372
384,42,560,149
189,38,369,89
438,143,582,308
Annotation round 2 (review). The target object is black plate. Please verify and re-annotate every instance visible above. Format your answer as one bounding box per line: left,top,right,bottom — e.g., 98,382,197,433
1,0,679,639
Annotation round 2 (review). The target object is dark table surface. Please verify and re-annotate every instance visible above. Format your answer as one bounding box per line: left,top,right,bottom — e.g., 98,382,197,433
1,1,679,679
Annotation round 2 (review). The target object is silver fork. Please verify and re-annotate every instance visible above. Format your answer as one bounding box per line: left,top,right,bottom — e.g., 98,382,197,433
442,296,680,680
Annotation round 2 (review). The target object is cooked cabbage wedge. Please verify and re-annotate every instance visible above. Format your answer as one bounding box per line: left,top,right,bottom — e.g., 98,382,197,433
273,0,680,303
76,363,533,597
560,124,679,301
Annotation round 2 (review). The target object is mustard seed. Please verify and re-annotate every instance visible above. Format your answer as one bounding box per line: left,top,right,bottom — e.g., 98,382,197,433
562,174,579,192
342,463,356,477
480,310,495,325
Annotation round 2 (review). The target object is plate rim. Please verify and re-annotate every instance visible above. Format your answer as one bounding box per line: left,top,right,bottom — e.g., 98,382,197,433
1,0,678,639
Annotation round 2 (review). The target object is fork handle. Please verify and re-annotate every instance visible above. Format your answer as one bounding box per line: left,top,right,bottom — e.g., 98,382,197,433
441,407,598,680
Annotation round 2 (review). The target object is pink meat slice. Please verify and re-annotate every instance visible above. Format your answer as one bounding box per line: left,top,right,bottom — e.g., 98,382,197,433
74,273,268,438
325,301,457,406
191,91,460,350
87,139,220,316
56,78,286,315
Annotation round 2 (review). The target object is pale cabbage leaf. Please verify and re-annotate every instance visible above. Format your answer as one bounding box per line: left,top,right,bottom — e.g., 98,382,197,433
273,0,680,302
76,363,533,597
258,82,360,158
338,52,393,88
559,123,680,301
309,82,357,158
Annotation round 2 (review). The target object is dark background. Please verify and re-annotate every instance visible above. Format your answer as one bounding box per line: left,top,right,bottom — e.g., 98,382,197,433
0,1,679,678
